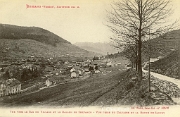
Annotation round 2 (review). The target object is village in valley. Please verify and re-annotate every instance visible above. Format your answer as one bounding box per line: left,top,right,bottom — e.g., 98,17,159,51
0,0,180,109
0,54,128,98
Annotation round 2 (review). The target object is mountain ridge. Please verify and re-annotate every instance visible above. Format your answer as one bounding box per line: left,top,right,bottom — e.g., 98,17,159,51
0,24,99,58
0,24,70,46
141,29,180,61
74,42,120,55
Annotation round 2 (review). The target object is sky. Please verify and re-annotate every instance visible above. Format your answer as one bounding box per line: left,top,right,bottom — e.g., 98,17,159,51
0,0,180,44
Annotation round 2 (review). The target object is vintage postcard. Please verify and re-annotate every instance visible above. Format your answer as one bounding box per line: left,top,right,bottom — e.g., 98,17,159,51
0,0,180,117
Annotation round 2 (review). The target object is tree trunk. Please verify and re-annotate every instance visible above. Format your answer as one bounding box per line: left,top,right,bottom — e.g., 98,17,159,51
137,40,142,82
148,53,151,92
136,42,138,71
137,0,143,82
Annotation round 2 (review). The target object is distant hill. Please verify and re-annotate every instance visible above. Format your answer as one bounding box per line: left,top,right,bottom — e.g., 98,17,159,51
0,24,99,58
136,29,180,62
145,29,179,57
74,42,120,55
0,24,70,46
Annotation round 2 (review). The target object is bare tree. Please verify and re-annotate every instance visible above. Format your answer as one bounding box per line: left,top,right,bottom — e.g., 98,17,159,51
107,0,174,82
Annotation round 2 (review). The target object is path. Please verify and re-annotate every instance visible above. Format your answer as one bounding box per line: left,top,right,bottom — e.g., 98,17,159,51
142,69,180,88
142,69,180,104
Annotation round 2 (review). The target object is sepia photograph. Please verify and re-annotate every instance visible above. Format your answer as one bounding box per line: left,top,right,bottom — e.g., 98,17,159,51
0,0,180,117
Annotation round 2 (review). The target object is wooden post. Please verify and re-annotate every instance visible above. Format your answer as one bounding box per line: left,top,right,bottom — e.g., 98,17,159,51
148,28,151,92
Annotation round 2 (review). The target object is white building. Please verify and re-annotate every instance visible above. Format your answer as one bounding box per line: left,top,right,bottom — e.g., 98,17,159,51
45,76,66,87
107,61,112,67
0,78,21,97
70,67,80,78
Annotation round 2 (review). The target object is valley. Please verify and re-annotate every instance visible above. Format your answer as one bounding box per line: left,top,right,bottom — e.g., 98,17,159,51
0,24,180,107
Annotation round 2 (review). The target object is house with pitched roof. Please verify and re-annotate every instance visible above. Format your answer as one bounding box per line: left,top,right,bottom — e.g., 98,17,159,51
0,78,21,97
70,67,79,78
45,76,65,87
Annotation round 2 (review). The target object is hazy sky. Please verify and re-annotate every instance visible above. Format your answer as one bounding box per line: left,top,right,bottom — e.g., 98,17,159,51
0,0,180,44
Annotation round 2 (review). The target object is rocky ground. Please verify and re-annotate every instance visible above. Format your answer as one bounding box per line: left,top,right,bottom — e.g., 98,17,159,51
117,72,180,106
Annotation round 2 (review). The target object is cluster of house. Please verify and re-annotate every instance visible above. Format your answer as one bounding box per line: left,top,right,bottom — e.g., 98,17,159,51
44,63,101,87
44,59,111,87
0,57,114,92
70,67,83,78
0,78,21,97
69,60,105,78
0,57,45,97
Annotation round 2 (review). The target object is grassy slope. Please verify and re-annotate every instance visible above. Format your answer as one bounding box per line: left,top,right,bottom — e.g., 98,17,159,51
149,50,178,79
0,39,98,58
0,24,99,58
0,24,70,46
144,29,179,57
144,30,179,78
142,30,180,78
120,29,180,78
